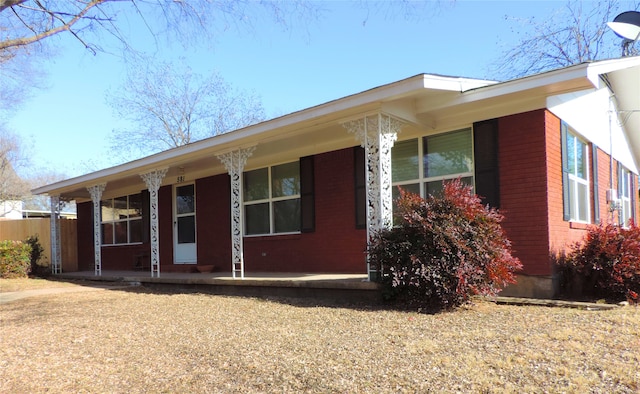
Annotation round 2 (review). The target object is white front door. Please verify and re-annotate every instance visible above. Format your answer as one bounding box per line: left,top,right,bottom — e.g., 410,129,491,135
174,183,197,263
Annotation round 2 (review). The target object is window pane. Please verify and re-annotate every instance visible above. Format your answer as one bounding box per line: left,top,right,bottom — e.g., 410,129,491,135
568,178,577,221
128,193,143,219
425,180,444,198
100,200,115,222
114,221,128,244
177,216,196,244
272,162,300,198
176,185,195,214
567,135,576,175
621,170,630,198
392,139,419,182
129,219,143,243
102,223,113,244
577,182,589,222
245,203,270,235
576,140,587,180
244,168,269,201
113,196,128,220
274,199,301,233
424,129,473,178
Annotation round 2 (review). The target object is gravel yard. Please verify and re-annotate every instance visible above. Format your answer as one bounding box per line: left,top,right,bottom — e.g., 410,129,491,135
1,280,639,393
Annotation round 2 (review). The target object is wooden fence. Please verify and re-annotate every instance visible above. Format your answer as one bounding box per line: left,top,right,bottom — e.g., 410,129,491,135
0,218,78,272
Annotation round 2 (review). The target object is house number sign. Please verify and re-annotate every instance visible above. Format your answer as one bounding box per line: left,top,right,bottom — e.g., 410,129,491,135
176,175,185,183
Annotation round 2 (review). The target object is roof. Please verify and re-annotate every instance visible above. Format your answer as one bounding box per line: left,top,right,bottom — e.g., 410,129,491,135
33,57,640,202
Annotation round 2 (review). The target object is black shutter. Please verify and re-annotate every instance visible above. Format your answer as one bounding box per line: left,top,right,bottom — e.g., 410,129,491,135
561,121,571,221
300,155,315,233
354,146,367,229
592,144,600,224
473,119,500,208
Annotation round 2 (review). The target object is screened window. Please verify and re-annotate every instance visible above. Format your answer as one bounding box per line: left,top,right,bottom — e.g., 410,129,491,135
620,166,633,227
391,128,474,203
244,162,301,235
563,128,590,223
101,193,143,245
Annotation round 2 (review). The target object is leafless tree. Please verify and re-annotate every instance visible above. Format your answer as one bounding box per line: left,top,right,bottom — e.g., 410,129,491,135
0,126,30,202
107,58,266,161
493,0,640,79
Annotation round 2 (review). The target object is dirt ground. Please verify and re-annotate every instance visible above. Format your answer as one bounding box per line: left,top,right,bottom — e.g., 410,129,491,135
1,279,639,393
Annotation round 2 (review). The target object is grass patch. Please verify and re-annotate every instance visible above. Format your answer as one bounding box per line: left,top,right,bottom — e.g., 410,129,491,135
1,287,638,393
0,278,91,293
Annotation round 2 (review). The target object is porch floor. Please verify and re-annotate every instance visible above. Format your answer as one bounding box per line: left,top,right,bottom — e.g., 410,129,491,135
55,270,379,302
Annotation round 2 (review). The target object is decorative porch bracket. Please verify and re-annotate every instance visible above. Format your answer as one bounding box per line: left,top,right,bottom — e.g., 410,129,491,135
141,168,168,278
343,113,404,281
87,183,107,276
50,195,62,274
217,146,257,279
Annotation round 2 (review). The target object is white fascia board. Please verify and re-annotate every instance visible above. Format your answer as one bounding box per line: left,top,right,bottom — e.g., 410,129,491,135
586,56,640,87
416,64,593,114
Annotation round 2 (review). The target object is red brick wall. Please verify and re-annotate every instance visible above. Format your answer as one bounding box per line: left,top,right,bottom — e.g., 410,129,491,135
498,109,552,276
101,244,150,270
595,147,612,225
195,174,232,271
243,147,367,273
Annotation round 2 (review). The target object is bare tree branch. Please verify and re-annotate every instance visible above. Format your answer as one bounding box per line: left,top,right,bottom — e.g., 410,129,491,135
106,57,266,162
492,0,640,79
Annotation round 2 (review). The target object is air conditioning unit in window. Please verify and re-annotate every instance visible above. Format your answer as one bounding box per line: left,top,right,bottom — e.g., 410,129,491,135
606,189,618,202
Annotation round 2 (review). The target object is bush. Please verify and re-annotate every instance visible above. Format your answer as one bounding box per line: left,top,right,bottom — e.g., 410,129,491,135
25,235,50,277
369,179,522,312
0,240,32,279
560,222,640,303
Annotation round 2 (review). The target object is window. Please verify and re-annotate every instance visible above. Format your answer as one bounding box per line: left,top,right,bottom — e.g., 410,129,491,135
244,162,301,235
562,124,590,223
101,193,143,245
619,166,633,227
391,128,474,203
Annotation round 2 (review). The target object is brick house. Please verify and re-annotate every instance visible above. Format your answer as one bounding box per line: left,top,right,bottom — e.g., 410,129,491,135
34,58,640,298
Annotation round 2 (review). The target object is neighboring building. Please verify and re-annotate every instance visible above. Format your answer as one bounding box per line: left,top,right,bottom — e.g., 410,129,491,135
34,58,640,298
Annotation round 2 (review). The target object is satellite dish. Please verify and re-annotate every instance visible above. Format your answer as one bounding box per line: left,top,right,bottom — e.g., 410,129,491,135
607,11,640,56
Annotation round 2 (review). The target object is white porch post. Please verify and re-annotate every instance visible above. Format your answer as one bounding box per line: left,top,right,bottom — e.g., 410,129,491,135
140,168,168,278
343,113,403,280
87,183,107,276
217,147,256,279
50,195,62,274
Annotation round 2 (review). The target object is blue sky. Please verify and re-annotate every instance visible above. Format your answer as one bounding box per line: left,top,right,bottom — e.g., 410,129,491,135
4,0,629,178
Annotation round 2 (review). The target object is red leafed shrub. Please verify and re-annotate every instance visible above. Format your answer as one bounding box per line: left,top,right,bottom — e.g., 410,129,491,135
369,179,522,312
562,222,640,303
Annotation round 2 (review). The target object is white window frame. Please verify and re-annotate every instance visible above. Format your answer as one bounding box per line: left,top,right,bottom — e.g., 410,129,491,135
243,161,301,236
100,193,143,245
391,128,475,199
565,131,590,223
